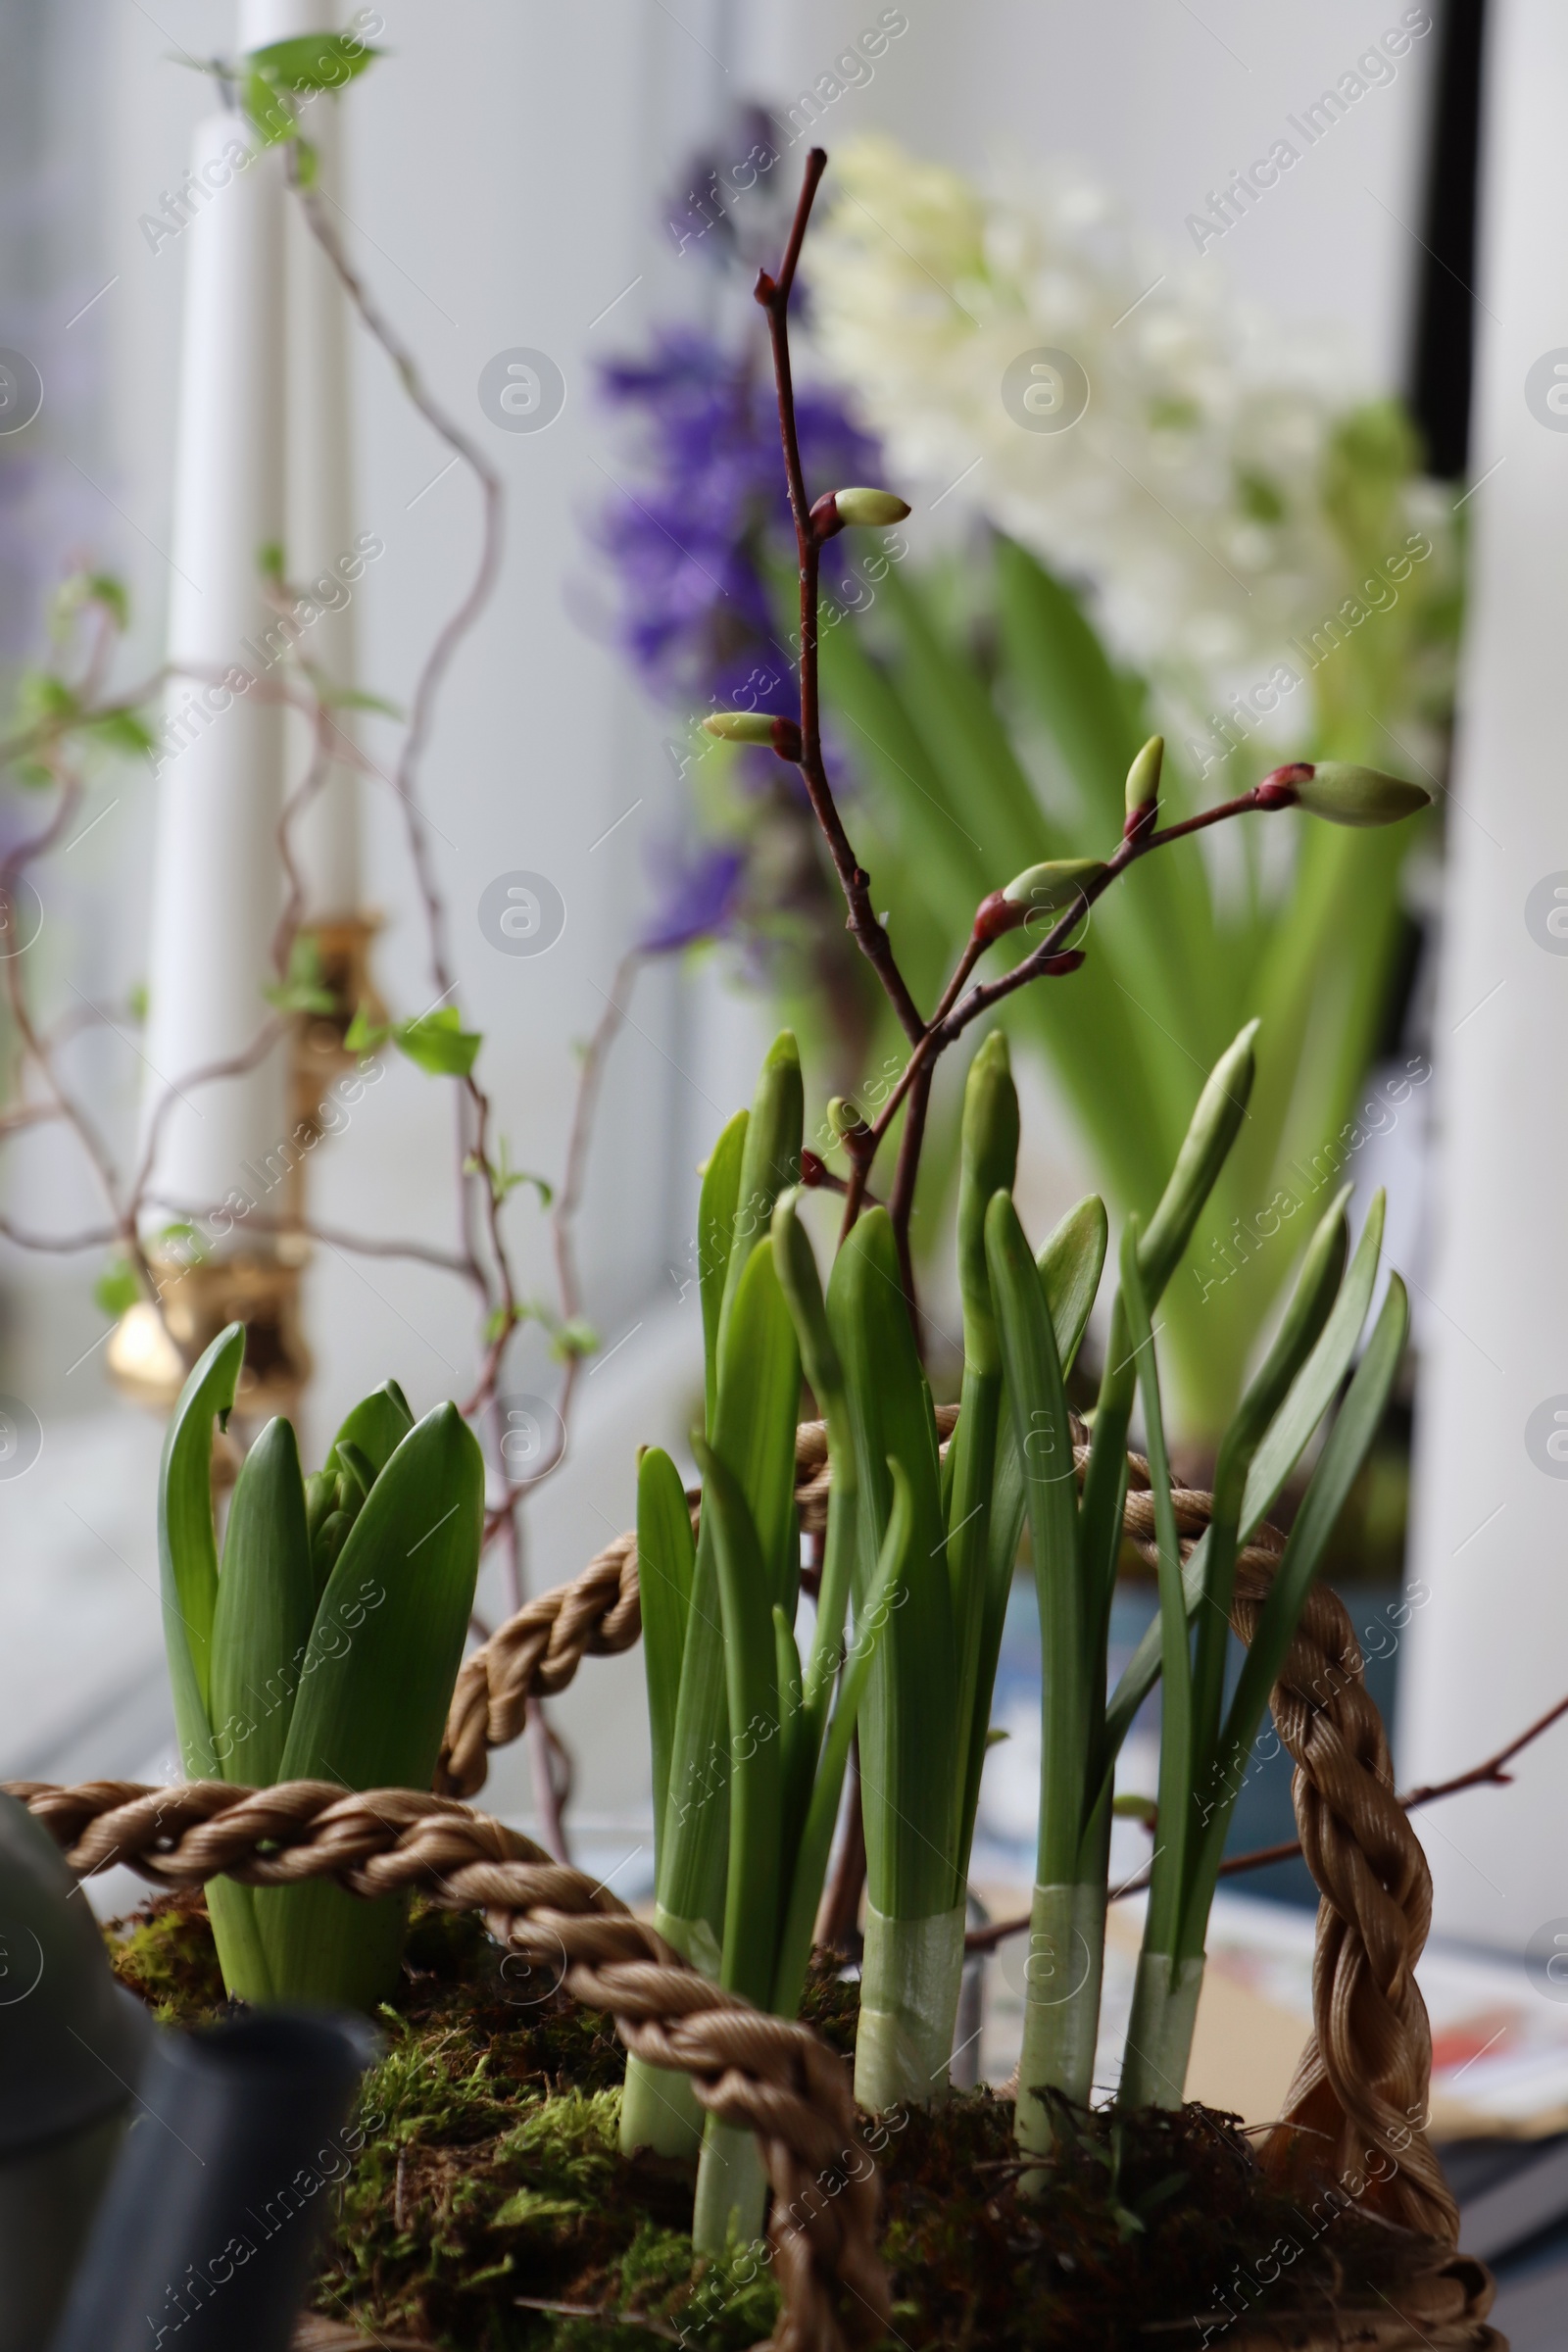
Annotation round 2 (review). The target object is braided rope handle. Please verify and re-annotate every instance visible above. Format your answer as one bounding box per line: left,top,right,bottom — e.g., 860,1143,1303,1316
437,1408,1454,2242
6,1779,885,2352
5,1417,1455,2351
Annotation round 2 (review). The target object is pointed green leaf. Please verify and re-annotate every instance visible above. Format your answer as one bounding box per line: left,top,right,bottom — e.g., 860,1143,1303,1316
638,1446,695,1861
210,1416,315,1789
1037,1194,1108,1376
1117,1220,1193,1959
158,1321,246,1767
1102,1192,1386,1771
988,1193,1086,1887
826,1207,956,1918
771,1457,910,2018
259,1402,485,2007
693,1435,784,2009
1182,1275,1410,1953
717,1034,803,1353
248,32,380,90
698,1110,748,1426
328,1380,416,1482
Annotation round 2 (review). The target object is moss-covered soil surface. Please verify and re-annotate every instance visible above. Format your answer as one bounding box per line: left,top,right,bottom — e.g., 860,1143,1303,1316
107,1895,1436,2350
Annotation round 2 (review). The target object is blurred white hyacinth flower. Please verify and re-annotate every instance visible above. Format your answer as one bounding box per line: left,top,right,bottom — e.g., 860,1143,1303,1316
805,137,1456,761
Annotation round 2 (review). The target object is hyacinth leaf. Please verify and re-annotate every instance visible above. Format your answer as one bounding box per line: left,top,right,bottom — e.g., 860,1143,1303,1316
327,1379,416,1481
257,1402,484,2008
992,535,1138,834
158,1321,246,1769
204,1411,316,2003
698,1110,748,1424
818,600,1159,1214
771,1456,910,2021
692,1435,783,2009
826,1207,956,1920
210,1415,315,1792
637,1446,695,1860
988,1192,1086,1887
1102,1190,1385,1772
1182,1274,1410,1954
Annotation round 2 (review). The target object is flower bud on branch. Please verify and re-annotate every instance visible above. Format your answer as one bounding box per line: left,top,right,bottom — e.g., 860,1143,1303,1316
1124,734,1163,843
808,486,912,540
702,710,804,761
1283,760,1432,828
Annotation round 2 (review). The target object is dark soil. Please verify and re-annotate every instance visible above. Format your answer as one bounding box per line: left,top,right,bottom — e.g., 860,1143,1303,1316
105,1897,1443,2350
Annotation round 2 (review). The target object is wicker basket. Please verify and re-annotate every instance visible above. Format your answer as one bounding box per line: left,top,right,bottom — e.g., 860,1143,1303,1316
8,1421,1503,2351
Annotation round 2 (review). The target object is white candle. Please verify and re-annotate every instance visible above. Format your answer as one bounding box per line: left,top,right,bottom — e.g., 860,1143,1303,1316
139,113,289,1245
242,0,363,919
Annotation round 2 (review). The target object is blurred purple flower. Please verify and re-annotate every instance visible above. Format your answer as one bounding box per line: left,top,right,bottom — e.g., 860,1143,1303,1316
639,838,746,955
593,324,882,957
593,326,881,718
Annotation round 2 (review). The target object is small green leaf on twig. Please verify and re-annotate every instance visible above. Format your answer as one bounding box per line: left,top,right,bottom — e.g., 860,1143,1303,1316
50,570,130,638
83,709,156,758
247,32,381,91
94,1258,141,1318
551,1317,599,1362
465,1139,553,1209
397,1004,482,1078
322,685,404,718
242,65,299,148
264,933,336,1016
343,1005,390,1054
158,1221,209,1269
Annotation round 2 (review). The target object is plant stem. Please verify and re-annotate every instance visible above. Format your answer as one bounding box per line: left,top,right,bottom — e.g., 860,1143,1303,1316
1118,1952,1206,2110
856,1899,968,2111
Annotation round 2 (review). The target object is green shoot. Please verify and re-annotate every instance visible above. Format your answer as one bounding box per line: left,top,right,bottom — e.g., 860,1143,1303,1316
157,1328,483,2008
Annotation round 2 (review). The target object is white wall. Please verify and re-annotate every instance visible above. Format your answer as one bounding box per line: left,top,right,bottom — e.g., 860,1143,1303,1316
1400,0,1568,1959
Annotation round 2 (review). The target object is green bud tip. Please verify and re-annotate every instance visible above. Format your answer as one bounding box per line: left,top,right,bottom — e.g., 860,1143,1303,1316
1001,858,1106,915
1124,735,1163,834
809,486,913,538
826,1095,867,1139
971,1028,1011,1078
1291,760,1432,828
702,710,804,760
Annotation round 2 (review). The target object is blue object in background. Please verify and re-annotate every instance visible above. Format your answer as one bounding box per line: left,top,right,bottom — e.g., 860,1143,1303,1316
979,1576,1403,1910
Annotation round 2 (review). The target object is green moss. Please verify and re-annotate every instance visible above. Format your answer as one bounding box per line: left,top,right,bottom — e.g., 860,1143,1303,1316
105,1899,1426,2350
104,1888,229,2025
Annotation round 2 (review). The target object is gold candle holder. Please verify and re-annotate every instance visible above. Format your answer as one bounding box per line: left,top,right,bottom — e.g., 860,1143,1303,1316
107,1249,313,1421
291,912,385,1140
108,913,378,1423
